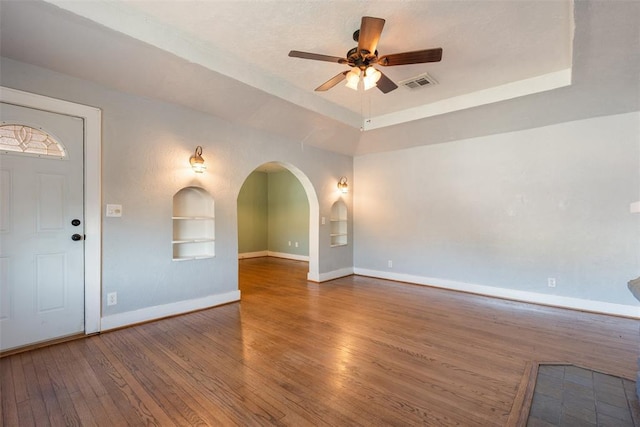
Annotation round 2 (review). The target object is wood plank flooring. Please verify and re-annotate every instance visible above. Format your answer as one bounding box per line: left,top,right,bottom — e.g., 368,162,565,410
1,257,638,426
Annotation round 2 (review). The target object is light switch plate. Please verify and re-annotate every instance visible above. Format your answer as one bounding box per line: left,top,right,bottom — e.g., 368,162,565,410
106,204,122,217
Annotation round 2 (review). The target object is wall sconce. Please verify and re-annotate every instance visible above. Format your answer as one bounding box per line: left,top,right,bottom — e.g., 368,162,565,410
189,146,206,173
337,176,348,193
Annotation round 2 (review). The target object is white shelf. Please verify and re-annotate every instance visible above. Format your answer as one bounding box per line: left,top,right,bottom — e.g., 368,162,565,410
172,255,215,262
330,201,348,248
173,187,215,261
172,238,215,244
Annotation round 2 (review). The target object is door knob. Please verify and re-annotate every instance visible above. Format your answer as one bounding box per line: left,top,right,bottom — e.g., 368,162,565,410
71,234,83,241
71,219,81,226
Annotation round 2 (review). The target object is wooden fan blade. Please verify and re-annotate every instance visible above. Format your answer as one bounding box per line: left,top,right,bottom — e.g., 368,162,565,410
378,48,443,66
357,16,385,54
315,71,349,91
376,71,398,94
289,50,347,64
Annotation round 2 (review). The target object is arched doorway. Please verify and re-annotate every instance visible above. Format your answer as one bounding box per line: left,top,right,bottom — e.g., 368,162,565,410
237,161,319,281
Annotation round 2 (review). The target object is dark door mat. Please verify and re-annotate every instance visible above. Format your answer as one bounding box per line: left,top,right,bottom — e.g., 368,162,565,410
527,364,640,426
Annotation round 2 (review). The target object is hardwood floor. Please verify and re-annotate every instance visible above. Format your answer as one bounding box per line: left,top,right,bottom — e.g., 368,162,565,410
1,257,638,426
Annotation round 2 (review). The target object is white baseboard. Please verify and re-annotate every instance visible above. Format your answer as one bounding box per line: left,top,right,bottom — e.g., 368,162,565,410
267,251,309,262
238,251,309,262
100,290,241,331
313,267,354,283
354,268,640,319
238,251,268,259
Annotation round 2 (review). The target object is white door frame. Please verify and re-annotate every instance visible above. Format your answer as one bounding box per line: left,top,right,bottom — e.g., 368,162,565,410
1,86,102,334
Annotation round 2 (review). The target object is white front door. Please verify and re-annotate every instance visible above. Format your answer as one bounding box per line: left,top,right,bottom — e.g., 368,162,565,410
0,102,85,352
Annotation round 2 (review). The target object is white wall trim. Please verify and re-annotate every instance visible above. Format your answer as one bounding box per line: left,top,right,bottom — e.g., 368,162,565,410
316,267,354,283
268,251,309,262
238,251,269,259
363,69,572,131
354,268,640,319
0,86,102,334
101,291,240,331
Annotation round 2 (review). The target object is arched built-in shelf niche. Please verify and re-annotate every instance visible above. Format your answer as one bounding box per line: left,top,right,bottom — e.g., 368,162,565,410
330,200,347,247
172,186,215,261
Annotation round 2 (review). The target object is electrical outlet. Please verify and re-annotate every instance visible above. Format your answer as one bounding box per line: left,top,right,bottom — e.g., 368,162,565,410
321,216,326,225
107,292,117,306
547,278,556,288
295,242,299,247
388,260,393,268
288,241,291,246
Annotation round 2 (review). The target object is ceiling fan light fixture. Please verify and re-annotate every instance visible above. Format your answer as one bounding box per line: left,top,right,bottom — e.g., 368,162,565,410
363,66,382,90
345,68,361,90
363,77,376,90
345,79,359,90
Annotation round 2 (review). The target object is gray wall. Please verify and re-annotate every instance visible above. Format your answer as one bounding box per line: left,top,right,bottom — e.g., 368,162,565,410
354,112,640,306
0,57,354,316
237,171,268,253
6,55,636,317
267,170,309,256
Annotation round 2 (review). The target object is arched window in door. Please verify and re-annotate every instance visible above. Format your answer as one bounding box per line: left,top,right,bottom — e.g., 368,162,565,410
0,124,66,158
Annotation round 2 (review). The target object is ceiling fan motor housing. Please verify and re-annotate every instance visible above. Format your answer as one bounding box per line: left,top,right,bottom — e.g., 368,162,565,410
346,47,378,69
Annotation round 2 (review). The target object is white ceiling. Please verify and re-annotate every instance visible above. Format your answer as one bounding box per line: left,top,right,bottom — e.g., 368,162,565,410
100,0,573,124
0,1,638,156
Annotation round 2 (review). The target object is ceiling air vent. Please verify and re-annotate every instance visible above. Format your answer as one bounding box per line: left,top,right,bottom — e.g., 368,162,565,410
399,73,438,90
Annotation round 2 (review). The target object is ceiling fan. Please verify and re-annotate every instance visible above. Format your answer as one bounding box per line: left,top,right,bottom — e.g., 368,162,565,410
289,16,443,94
